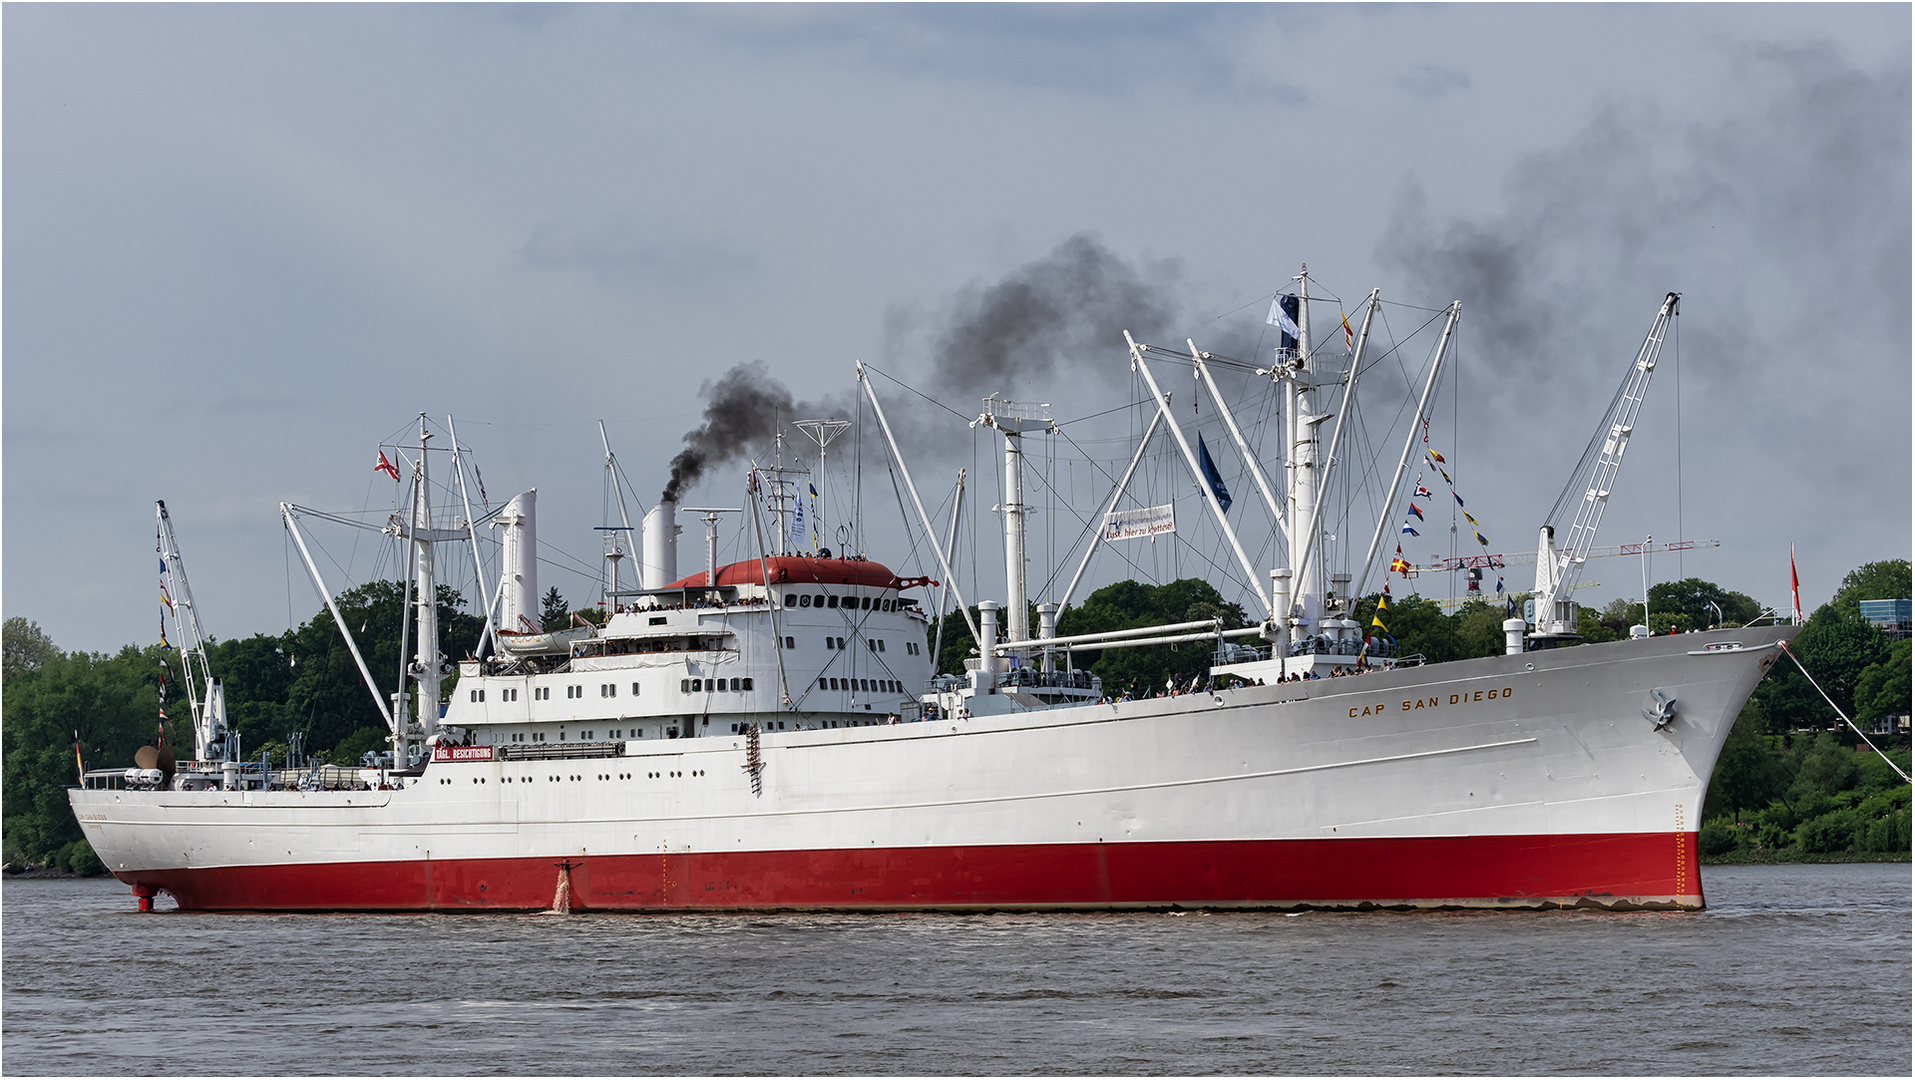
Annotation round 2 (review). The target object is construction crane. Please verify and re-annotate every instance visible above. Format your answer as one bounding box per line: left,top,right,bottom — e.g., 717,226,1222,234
1401,538,1719,576
157,500,229,767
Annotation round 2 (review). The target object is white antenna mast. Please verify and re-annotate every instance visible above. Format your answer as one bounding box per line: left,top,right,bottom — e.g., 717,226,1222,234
791,419,850,554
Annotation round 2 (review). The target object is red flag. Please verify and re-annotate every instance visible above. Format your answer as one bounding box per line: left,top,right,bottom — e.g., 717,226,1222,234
375,450,401,481
1790,545,1802,625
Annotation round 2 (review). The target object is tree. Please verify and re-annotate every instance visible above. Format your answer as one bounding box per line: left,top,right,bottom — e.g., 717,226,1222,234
2,644,159,868
1361,593,1459,663
206,634,297,750
927,604,980,679
1599,596,1644,636
1747,559,1906,734
1829,559,1912,617
1853,639,1911,727
540,587,569,632
1454,599,1513,657
1648,612,1694,635
1648,577,1762,629
1704,703,1789,817
1054,578,1245,695
278,581,483,755
2,618,60,682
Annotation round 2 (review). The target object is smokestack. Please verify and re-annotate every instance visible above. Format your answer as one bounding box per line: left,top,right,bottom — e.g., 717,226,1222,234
498,490,538,633
643,501,679,590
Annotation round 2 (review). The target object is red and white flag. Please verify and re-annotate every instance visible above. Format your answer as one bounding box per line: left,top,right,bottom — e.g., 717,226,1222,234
375,450,401,481
1790,545,1803,625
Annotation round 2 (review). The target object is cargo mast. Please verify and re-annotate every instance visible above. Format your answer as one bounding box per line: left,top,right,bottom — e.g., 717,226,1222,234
156,500,228,765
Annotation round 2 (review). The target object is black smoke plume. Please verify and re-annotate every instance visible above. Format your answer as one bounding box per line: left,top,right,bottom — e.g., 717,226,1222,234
662,361,798,503
1378,43,1908,418
926,233,1182,401
662,236,1185,500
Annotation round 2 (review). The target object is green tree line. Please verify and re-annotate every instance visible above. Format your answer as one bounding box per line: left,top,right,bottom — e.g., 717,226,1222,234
6,559,1905,873
2,582,485,872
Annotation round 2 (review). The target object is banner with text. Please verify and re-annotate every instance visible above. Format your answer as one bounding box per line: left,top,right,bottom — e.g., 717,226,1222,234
1103,504,1176,542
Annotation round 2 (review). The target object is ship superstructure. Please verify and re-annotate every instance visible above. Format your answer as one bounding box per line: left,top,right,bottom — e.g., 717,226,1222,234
72,280,1790,914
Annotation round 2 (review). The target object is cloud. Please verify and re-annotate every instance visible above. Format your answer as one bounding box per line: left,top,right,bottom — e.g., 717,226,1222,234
1380,42,1909,413
514,218,756,289
672,4,1309,100
1396,64,1471,100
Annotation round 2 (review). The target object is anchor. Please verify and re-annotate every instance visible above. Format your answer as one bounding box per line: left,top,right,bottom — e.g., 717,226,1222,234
1642,688,1678,730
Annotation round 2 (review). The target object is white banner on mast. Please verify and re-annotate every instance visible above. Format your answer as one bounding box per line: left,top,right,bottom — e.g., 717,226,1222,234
1103,504,1176,542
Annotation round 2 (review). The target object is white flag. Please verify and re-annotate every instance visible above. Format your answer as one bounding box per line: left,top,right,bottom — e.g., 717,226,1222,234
787,494,806,552
1267,297,1301,338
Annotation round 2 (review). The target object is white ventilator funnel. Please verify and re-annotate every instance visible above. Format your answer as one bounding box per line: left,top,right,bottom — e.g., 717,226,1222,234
642,500,680,589
498,491,537,632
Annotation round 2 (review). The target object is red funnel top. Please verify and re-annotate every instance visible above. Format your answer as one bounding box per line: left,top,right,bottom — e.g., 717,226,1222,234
663,556,920,591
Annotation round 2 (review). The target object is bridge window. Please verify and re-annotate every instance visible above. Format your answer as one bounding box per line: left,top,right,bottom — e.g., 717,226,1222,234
742,677,754,691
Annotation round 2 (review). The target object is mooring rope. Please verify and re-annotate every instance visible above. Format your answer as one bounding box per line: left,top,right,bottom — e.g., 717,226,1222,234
1780,641,1911,783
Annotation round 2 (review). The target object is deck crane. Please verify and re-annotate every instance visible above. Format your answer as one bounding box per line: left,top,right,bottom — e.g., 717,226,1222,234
1524,292,1680,647
156,500,234,784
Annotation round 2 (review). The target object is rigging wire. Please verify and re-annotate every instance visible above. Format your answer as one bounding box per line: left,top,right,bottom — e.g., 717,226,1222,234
1674,311,1683,579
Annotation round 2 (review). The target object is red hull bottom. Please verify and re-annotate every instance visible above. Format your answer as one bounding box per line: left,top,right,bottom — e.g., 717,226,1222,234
122,833,1704,913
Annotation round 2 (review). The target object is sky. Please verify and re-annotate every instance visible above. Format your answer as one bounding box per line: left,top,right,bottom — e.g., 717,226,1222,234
4,3,1909,655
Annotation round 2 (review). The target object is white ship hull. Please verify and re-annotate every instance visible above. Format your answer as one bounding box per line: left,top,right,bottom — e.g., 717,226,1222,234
72,626,1786,912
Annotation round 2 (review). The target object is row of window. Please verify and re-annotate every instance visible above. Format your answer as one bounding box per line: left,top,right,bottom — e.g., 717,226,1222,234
820,677,904,694
777,636,920,656
505,727,632,743
682,677,756,693
786,592,901,612
474,683,642,703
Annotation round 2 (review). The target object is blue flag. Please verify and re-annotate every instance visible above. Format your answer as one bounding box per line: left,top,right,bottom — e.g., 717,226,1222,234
1197,432,1232,514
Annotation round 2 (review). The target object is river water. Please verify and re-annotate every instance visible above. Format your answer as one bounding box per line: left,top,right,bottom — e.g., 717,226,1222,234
3,863,1907,1076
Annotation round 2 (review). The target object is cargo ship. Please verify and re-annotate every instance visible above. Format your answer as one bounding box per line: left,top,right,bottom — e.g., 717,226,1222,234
71,283,1787,912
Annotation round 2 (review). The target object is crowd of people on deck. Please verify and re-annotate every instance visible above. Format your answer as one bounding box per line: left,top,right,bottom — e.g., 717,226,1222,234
1102,663,1377,701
